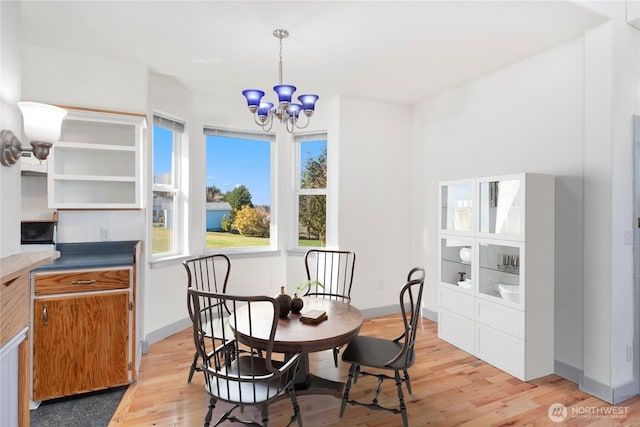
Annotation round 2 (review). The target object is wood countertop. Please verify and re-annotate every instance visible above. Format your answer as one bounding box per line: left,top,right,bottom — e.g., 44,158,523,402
1,250,60,284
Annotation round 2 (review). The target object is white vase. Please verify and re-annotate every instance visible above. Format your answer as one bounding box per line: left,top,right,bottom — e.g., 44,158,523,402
459,247,471,263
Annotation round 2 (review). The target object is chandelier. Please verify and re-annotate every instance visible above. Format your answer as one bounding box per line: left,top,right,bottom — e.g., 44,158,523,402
242,29,319,134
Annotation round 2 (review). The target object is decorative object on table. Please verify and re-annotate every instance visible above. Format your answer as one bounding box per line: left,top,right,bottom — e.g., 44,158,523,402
276,285,292,318
459,246,472,263
241,29,319,134
296,279,324,293
291,293,304,314
299,309,328,325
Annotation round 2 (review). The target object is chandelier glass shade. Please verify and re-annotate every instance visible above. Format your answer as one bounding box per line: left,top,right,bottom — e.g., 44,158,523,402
242,29,319,134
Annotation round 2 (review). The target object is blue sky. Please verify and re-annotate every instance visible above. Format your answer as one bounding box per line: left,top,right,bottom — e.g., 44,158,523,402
206,135,271,206
154,126,325,207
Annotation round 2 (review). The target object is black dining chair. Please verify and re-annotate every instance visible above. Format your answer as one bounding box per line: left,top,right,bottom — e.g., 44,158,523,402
188,288,303,427
303,249,356,367
182,254,231,383
339,267,425,427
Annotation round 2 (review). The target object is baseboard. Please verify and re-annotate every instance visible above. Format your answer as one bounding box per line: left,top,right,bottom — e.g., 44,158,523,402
580,373,614,404
359,305,399,318
144,317,192,348
422,306,438,322
554,359,581,384
613,379,639,404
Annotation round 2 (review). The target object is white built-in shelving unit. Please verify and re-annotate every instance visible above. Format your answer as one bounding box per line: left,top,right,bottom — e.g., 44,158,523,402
438,173,555,381
48,108,146,209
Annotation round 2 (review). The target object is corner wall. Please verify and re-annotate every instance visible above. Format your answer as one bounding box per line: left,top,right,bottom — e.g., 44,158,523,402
414,1,640,402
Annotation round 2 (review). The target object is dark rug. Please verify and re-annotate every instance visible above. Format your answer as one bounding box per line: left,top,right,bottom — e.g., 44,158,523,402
30,385,128,427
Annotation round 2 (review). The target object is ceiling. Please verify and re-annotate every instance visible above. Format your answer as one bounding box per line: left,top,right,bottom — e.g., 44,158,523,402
20,1,607,107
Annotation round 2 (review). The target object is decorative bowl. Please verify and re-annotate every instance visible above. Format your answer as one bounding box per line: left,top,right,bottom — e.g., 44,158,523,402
497,282,519,303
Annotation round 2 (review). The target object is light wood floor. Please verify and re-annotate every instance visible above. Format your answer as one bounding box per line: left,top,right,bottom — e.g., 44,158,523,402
110,315,640,426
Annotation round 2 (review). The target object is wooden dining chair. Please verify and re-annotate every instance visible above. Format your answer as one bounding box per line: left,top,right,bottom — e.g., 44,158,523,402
303,249,356,367
188,288,303,427
182,254,231,383
339,267,425,427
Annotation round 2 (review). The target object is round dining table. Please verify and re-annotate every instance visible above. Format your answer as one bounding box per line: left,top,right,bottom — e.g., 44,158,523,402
230,296,363,397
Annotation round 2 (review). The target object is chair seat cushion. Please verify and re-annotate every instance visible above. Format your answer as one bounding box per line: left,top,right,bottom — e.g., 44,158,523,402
341,335,415,370
201,316,233,340
205,356,288,404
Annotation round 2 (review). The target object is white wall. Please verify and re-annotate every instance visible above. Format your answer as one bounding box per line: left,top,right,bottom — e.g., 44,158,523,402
21,44,147,112
0,1,22,258
583,0,639,399
333,96,415,310
415,0,639,402
417,38,585,357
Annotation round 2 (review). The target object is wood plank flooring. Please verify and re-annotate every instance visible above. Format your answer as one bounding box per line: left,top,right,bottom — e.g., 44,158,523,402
110,315,640,426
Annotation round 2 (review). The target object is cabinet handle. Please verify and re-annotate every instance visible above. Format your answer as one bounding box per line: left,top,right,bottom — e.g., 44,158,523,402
42,304,48,327
71,280,97,285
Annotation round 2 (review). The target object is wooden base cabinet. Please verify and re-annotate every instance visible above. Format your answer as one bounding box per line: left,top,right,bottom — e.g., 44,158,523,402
1,251,59,427
438,173,554,381
31,268,134,402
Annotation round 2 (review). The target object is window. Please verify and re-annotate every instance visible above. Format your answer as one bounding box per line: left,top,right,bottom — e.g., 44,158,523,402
204,128,274,250
152,115,184,256
295,132,328,247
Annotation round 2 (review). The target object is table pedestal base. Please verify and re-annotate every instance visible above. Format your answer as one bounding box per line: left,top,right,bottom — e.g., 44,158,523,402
290,353,345,398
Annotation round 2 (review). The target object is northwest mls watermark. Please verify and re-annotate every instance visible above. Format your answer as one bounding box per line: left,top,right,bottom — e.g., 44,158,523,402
548,402,629,423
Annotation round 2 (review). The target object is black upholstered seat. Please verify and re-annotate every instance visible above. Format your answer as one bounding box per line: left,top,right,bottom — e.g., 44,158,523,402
339,267,425,427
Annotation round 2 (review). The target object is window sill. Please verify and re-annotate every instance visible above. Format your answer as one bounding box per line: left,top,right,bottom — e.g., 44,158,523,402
149,253,191,269
206,247,282,259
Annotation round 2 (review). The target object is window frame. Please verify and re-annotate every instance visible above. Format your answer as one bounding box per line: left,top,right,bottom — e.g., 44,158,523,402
294,131,329,249
150,113,185,260
203,127,276,254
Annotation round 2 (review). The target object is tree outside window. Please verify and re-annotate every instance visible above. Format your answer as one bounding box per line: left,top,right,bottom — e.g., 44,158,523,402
296,133,327,247
152,115,183,256
204,129,273,249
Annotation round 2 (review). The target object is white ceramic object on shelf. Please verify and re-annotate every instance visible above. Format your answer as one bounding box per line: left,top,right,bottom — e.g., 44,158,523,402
457,279,472,289
497,283,519,302
459,247,472,263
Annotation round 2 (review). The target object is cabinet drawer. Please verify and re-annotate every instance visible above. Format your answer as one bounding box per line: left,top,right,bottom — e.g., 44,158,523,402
477,324,524,380
34,269,130,295
1,274,29,345
476,298,524,338
440,286,475,317
438,308,475,355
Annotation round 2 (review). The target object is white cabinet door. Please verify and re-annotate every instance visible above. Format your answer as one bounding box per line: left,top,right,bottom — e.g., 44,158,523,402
438,309,475,355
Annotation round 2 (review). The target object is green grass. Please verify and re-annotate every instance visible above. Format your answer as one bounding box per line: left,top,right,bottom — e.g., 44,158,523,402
206,231,269,248
298,239,324,247
153,227,323,252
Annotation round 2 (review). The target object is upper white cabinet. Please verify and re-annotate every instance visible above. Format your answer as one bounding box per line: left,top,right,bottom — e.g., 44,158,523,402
438,173,555,381
48,108,147,209
478,177,523,239
440,180,475,234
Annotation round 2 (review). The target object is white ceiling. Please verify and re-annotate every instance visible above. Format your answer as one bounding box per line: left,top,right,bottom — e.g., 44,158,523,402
20,1,607,106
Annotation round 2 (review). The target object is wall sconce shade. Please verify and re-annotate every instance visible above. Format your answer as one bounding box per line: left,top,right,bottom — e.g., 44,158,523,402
1,102,67,166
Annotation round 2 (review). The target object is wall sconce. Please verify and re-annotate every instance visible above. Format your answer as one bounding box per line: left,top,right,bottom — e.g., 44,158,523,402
1,102,67,167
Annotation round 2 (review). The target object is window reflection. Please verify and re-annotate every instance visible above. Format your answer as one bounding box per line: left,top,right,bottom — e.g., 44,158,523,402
479,179,521,235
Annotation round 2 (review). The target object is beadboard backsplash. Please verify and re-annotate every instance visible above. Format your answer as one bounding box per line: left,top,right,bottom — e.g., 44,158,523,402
21,174,145,243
